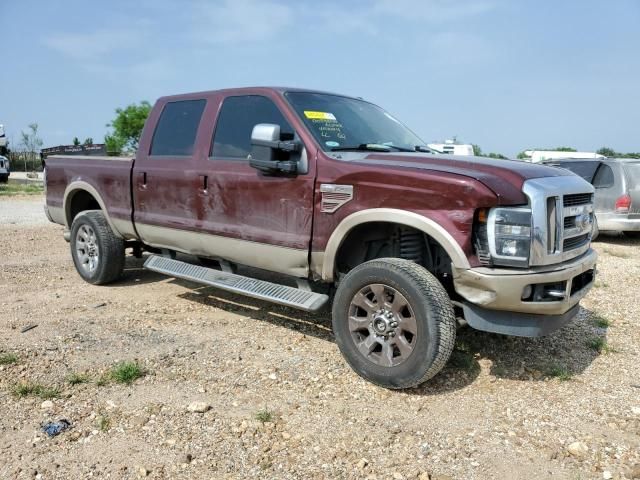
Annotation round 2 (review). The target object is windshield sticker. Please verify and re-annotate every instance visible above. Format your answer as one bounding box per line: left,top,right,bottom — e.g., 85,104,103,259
325,141,340,147
304,111,337,121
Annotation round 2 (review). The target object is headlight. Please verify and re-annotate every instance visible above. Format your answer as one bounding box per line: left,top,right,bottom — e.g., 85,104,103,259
474,207,532,267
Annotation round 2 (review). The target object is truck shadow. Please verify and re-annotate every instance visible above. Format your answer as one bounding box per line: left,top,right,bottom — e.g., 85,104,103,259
115,255,609,394
409,306,608,395
174,279,608,394
593,232,640,245
111,256,167,286
174,281,335,342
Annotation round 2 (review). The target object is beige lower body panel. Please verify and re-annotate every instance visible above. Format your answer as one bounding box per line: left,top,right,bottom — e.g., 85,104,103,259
136,223,310,278
47,205,65,225
453,249,598,315
111,217,137,240
48,205,137,240
310,251,325,280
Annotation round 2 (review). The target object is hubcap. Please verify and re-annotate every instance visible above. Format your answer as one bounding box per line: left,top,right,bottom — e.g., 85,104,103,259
75,224,99,273
348,283,417,367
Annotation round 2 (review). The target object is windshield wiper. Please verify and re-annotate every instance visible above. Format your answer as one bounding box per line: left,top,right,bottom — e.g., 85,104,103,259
415,145,436,153
330,143,414,152
331,144,392,152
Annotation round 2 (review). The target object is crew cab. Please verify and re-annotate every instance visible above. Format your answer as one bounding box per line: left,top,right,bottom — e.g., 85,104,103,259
44,87,597,389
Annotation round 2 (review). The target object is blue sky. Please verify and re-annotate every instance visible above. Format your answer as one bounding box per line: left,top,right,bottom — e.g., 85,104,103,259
2,0,639,156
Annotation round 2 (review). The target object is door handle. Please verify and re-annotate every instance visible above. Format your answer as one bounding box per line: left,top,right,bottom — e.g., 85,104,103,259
138,172,147,189
199,175,208,193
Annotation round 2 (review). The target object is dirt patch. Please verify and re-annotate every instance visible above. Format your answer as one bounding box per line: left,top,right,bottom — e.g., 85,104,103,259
1,217,639,479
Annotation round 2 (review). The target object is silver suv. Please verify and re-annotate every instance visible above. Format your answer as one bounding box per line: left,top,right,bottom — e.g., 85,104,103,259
542,158,640,239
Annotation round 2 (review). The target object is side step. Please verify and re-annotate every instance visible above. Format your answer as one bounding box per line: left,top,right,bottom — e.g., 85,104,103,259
143,255,329,312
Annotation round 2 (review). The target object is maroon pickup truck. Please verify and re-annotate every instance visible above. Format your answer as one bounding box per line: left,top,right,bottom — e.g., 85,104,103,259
44,87,597,388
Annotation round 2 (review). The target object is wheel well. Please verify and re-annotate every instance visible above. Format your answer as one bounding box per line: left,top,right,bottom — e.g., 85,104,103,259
334,222,455,293
67,189,101,225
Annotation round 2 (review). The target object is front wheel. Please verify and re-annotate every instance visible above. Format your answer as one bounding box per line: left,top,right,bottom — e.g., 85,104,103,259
70,210,125,285
332,258,456,389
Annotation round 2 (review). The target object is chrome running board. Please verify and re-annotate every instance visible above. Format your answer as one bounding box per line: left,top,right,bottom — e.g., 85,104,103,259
144,255,329,312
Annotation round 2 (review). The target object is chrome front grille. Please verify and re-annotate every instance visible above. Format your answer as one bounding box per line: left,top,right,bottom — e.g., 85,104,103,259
524,176,595,266
563,193,593,207
564,233,590,251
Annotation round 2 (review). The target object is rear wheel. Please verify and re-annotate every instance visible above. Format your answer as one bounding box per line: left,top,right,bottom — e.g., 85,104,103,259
332,258,456,389
70,210,125,284
625,231,640,239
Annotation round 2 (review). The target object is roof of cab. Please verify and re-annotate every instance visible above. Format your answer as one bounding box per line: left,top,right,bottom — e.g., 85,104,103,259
155,86,361,103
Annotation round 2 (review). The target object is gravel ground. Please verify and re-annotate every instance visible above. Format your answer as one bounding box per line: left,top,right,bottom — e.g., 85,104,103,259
1,196,639,479
0,197,48,225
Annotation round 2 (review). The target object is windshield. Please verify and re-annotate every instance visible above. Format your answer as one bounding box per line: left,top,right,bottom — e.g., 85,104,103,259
285,92,427,152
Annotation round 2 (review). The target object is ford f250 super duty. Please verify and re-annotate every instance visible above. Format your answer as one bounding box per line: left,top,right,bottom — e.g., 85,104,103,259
44,87,597,389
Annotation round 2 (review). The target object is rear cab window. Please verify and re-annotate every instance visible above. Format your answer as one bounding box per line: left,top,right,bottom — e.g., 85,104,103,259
150,99,206,156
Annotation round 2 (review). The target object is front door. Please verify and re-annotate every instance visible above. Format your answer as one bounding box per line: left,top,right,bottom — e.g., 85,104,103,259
200,94,316,277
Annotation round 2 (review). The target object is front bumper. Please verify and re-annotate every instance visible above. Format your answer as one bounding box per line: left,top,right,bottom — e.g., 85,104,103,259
453,249,597,336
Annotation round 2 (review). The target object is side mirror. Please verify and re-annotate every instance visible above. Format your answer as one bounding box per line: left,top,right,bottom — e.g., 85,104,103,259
249,123,300,175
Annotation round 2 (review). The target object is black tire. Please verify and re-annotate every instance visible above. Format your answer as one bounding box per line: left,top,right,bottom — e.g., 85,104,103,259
332,258,456,389
625,231,640,239
70,210,125,285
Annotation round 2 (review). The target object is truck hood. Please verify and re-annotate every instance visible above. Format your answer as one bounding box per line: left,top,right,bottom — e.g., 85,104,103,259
328,151,573,205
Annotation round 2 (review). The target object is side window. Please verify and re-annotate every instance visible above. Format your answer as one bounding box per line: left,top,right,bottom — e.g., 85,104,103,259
592,164,614,189
150,99,206,156
211,95,294,159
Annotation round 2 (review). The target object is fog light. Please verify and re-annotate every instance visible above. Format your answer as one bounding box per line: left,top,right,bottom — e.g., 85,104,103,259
521,284,533,300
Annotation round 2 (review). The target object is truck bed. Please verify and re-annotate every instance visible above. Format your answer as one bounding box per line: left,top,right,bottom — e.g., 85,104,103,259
44,155,137,239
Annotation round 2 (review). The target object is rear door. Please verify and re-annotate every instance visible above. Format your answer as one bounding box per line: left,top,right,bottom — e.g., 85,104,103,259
133,97,208,252
197,93,316,277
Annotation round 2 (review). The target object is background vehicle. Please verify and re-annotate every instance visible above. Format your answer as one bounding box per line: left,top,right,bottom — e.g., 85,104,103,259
542,158,640,239
523,150,605,163
427,139,474,156
0,155,10,183
43,87,597,389
0,124,7,156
